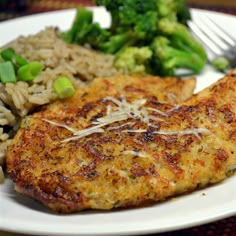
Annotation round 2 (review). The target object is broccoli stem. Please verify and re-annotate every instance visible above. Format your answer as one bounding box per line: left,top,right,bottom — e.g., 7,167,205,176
163,52,205,74
99,33,134,54
152,37,206,75
158,18,207,61
61,8,93,43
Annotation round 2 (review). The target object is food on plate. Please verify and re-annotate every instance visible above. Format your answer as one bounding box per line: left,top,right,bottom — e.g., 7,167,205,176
0,27,121,169
6,71,236,213
0,0,207,176
62,0,207,75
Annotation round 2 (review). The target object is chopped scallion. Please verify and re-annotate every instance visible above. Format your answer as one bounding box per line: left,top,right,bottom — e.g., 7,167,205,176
14,54,28,67
17,61,43,81
1,47,28,67
0,61,17,84
53,77,75,99
0,48,15,61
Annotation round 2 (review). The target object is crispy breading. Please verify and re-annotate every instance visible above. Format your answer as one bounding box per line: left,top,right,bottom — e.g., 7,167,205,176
6,72,236,213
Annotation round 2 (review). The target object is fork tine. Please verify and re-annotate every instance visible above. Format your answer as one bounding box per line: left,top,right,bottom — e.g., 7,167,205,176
188,15,229,55
203,15,236,47
188,20,222,55
188,13,236,69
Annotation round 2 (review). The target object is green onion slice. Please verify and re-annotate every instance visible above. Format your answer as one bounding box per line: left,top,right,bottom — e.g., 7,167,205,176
53,77,76,99
0,61,17,84
14,54,28,67
0,48,15,61
1,48,28,67
17,61,43,81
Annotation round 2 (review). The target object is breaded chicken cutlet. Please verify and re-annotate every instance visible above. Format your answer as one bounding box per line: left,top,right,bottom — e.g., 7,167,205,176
6,73,236,213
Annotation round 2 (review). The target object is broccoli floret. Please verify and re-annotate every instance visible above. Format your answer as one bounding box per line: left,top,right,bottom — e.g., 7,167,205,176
93,0,206,75
114,46,152,74
151,36,206,76
176,4,191,25
61,7,110,47
94,0,123,11
61,8,93,43
156,0,191,25
77,23,111,49
212,57,230,72
95,0,157,26
94,0,123,32
94,0,159,53
61,1,207,77
157,0,178,21
98,32,133,54
133,11,158,41
158,18,207,61
95,0,158,41
63,2,158,54
116,0,157,26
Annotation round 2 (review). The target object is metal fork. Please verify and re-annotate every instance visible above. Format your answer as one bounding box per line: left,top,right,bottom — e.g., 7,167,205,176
188,13,236,70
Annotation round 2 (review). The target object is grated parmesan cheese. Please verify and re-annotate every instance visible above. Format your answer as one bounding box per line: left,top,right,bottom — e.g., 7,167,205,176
122,128,211,140
153,128,211,140
43,95,211,142
43,118,78,133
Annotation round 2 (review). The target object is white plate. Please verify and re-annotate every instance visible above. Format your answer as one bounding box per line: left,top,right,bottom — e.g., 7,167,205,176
0,7,236,236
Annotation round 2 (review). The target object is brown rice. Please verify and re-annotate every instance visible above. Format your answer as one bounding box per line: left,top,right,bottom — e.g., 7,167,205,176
0,27,120,179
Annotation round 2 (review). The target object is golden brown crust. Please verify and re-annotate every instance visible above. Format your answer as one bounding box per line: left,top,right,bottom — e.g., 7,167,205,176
6,73,236,213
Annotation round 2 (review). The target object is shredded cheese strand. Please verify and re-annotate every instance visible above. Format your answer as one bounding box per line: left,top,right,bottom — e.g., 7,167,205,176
43,96,211,142
153,128,211,140
107,122,136,131
62,128,104,143
122,128,211,140
146,107,168,117
43,119,77,133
